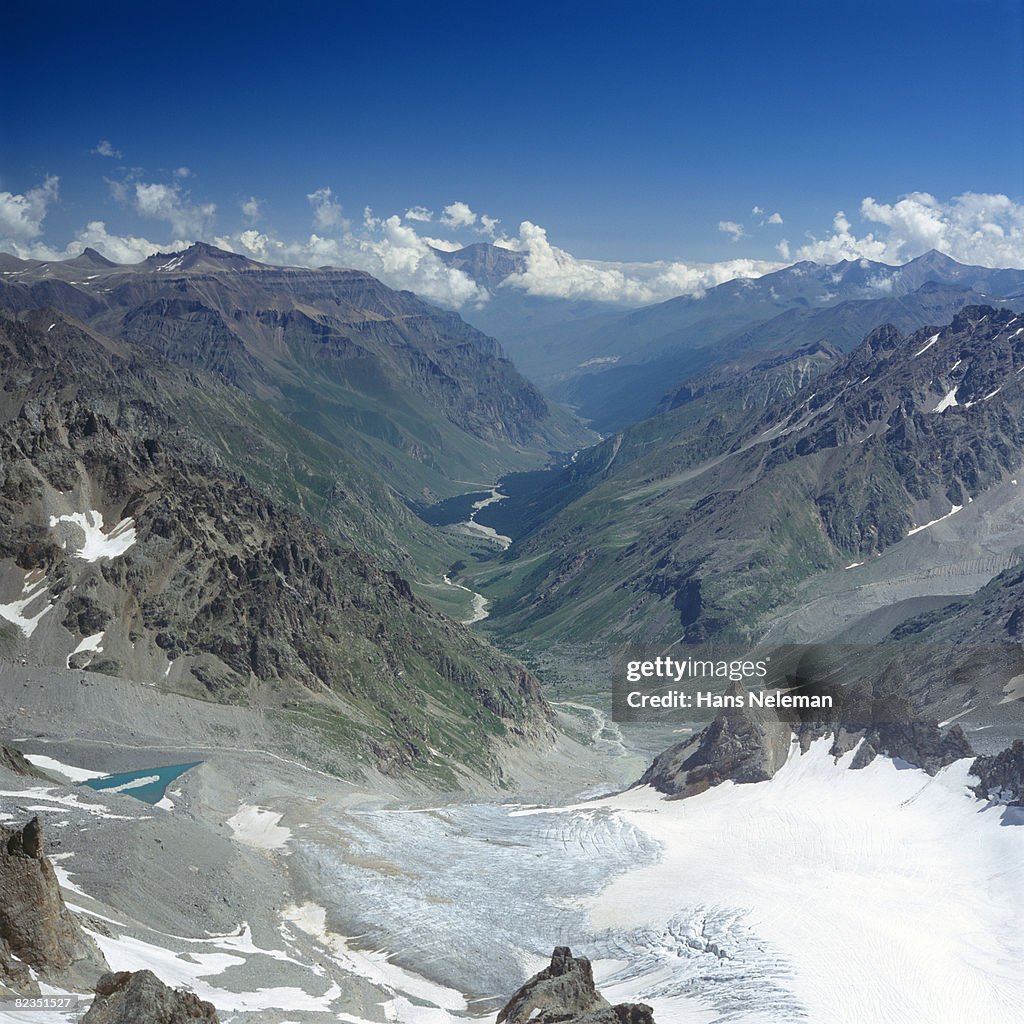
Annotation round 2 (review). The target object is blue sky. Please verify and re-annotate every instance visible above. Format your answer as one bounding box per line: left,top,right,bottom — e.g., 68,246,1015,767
3,1,1023,306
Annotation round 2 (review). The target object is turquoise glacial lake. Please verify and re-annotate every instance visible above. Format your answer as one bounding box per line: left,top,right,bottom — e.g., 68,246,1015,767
80,762,202,804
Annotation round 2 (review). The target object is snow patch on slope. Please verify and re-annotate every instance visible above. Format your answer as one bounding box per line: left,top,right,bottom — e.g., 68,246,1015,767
282,902,468,1020
907,504,963,536
0,572,52,636
67,631,104,668
87,928,342,1014
931,386,959,413
227,804,291,850
23,754,107,783
49,510,136,561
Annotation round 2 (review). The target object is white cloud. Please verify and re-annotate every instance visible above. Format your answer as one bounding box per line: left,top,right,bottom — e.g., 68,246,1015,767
119,180,216,237
91,140,121,159
422,236,462,252
501,220,779,304
232,210,486,308
0,175,780,307
307,186,346,231
2,201,781,309
751,207,784,227
440,201,477,229
173,166,193,179
796,191,1024,267
240,196,263,223
0,176,59,241
23,181,1024,314
237,229,269,260
9,220,190,265
719,220,745,241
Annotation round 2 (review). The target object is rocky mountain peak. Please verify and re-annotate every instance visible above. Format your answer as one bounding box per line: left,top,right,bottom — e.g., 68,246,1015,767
73,248,118,268
908,248,964,272
432,242,528,290
141,241,261,273
496,946,656,1024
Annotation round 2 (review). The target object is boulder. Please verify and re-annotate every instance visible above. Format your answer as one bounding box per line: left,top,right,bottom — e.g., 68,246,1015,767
82,969,220,1024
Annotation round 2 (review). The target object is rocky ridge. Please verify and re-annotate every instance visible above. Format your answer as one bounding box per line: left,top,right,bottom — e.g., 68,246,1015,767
497,947,655,1024
970,739,1024,806
0,743,54,781
636,645,988,798
0,817,108,995
0,243,591,504
505,248,1024,397
0,311,551,782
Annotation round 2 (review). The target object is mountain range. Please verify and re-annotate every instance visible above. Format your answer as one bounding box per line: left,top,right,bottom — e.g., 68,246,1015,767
0,243,592,506
2,238,1024,1024
0,297,555,786
442,244,1024,431
476,304,1024,728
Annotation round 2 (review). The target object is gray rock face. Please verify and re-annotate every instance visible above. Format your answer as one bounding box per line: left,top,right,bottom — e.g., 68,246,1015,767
639,671,975,798
496,947,655,1024
843,720,973,773
0,742,54,781
0,817,107,993
82,970,219,1024
432,242,528,291
971,739,1024,806
639,685,792,797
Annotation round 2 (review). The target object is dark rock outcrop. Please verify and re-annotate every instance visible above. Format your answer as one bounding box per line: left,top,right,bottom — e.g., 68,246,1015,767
843,720,973,773
971,740,1024,806
82,969,220,1024
497,947,655,1024
639,666,975,798
0,743,55,781
639,684,791,797
0,817,107,993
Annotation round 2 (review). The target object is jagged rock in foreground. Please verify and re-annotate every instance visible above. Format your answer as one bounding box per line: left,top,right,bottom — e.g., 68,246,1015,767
971,740,1024,806
82,970,220,1024
0,817,107,993
837,719,973,773
497,946,655,1024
